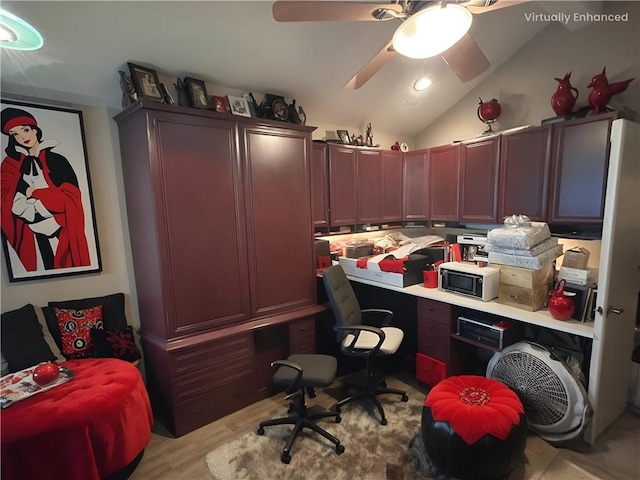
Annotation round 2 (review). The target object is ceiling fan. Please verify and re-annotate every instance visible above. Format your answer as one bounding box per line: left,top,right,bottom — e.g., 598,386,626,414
272,1,528,89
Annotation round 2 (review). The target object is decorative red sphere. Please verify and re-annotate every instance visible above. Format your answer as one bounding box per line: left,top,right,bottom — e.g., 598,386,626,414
478,98,502,122
548,280,576,321
32,362,60,387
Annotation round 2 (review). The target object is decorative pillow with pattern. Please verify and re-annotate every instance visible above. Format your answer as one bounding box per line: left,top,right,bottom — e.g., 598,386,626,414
54,306,104,359
91,326,141,362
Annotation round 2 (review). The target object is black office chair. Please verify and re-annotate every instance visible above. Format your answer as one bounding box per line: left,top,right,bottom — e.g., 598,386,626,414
322,264,408,425
256,354,345,464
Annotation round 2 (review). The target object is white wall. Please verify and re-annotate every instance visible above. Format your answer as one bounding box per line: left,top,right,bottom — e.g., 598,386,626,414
415,1,640,148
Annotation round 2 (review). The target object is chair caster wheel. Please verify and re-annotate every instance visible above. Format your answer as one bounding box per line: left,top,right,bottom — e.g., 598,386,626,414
335,415,342,424
380,418,388,425
257,427,265,435
402,394,409,402
336,444,345,455
281,453,291,464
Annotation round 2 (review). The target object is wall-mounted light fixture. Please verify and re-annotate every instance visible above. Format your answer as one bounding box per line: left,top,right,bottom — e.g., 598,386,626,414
0,8,44,51
392,3,472,59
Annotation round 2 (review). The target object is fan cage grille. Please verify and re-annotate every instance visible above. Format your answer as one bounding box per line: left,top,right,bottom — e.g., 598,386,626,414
491,351,569,427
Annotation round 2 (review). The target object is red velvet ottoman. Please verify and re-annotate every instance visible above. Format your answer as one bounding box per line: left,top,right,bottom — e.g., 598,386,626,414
1,358,153,480
421,375,527,480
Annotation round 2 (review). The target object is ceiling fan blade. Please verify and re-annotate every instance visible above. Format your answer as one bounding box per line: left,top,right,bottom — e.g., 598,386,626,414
466,0,530,15
441,33,490,83
343,40,396,89
273,1,403,22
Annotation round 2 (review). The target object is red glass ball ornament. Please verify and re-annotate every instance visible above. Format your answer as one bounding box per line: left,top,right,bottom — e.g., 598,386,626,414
548,280,576,321
32,362,60,387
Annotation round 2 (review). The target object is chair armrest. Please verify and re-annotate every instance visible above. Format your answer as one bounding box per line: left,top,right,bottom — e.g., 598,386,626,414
334,325,385,356
271,360,303,391
361,308,394,327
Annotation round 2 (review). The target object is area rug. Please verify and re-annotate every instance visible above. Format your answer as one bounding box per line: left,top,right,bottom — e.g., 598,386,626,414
205,394,561,480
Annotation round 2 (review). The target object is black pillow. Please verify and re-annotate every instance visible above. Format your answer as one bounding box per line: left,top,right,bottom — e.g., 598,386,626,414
1,304,56,373
43,293,128,353
91,326,141,362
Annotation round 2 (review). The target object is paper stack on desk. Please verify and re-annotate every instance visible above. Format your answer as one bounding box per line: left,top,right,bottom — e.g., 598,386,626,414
486,221,563,270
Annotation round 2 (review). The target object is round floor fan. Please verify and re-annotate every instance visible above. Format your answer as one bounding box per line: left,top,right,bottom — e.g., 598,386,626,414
486,341,592,443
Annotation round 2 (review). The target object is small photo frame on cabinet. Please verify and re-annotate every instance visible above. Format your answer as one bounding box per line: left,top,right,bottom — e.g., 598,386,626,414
184,77,210,109
212,95,228,113
337,130,351,144
227,95,251,117
127,62,165,103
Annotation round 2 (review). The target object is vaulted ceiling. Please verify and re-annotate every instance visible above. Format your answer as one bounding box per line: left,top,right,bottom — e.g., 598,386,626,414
1,1,602,136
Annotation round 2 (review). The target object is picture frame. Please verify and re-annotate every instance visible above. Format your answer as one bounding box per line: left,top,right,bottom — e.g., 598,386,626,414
227,95,251,117
337,130,351,144
184,77,210,109
159,83,175,105
212,95,228,113
127,62,165,103
0,99,102,282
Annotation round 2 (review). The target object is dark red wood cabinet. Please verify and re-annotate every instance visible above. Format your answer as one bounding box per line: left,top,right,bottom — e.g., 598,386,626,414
548,112,616,223
328,144,358,226
459,136,500,223
429,143,460,222
381,150,404,222
311,142,329,227
499,126,551,221
403,149,429,221
115,102,318,437
357,148,383,223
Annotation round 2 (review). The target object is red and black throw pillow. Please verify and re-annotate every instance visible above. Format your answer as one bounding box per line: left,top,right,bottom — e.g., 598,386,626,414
91,326,141,362
54,306,104,359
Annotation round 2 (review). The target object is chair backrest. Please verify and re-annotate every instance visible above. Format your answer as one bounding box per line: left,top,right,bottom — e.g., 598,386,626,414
322,265,362,338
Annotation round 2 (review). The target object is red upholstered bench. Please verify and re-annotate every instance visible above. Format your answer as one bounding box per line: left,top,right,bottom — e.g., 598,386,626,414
1,358,153,480
421,375,527,480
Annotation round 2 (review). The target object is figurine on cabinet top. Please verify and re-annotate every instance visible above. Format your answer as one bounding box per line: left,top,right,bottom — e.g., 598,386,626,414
551,72,579,117
587,67,635,114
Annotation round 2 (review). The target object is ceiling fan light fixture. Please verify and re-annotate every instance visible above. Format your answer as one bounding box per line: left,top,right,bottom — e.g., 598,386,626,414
0,8,44,51
392,3,472,59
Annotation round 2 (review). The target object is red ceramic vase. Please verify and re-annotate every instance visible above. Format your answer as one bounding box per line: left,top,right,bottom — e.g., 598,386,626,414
32,362,60,387
551,72,579,117
548,280,576,321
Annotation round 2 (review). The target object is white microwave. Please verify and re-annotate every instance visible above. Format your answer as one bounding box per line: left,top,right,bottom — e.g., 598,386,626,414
439,262,499,301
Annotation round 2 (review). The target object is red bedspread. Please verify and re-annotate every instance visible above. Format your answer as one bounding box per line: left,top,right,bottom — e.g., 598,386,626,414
1,358,153,480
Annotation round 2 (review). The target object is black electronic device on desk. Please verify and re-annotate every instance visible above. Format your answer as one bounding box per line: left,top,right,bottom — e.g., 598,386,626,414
456,316,523,350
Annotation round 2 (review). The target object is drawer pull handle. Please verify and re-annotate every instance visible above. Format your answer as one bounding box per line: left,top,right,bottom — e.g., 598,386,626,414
510,294,520,300
300,327,307,331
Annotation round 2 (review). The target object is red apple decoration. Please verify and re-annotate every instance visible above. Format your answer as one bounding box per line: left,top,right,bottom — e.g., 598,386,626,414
32,362,60,387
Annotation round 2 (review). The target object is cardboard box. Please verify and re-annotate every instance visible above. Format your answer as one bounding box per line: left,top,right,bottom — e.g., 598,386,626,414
339,254,429,287
558,266,597,286
562,247,590,269
496,262,554,312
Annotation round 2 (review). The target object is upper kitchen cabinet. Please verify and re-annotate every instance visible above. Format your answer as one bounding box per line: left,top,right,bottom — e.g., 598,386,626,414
429,143,460,222
329,143,358,226
499,126,552,221
459,136,500,223
357,148,383,223
381,150,404,222
311,142,329,228
548,112,616,224
403,149,429,221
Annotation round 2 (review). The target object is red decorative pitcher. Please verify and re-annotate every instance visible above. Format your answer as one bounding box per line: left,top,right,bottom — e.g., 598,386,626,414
551,72,579,116
548,280,576,321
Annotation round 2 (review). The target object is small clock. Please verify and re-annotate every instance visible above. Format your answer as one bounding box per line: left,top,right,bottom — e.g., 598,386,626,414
400,142,409,152
271,99,290,121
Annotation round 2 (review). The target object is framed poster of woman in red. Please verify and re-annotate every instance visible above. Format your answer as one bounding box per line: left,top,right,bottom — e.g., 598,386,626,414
0,100,101,282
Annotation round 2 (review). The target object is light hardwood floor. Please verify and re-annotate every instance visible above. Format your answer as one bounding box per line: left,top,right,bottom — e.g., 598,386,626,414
130,373,640,480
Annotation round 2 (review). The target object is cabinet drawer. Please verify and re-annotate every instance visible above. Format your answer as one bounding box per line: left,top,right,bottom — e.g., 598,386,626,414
173,374,255,437
171,334,253,377
418,299,451,324
289,317,315,343
417,332,448,362
416,353,446,387
174,354,254,401
290,337,315,355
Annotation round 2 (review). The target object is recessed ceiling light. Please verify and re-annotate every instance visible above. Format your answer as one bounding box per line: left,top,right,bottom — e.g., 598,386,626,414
0,8,44,51
414,77,432,91
393,4,472,59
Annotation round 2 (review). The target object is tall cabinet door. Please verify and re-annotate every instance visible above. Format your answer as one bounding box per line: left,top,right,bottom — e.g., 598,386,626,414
150,112,251,338
429,144,460,222
241,125,315,318
328,144,358,225
459,136,500,223
381,151,404,222
548,113,616,223
403,150,429,221
499,126,551,221
311,142,329,228
357,149,383,223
